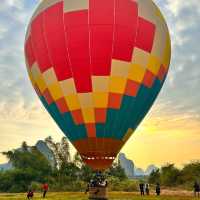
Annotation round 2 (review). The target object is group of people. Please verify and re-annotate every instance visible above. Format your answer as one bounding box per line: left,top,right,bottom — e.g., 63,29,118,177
27,183,49,199
139,183,149,196
194,181,200,197
26,180,200,198
85,172,108,195
89,178,108,188
138,181,200,197
139,183,160,196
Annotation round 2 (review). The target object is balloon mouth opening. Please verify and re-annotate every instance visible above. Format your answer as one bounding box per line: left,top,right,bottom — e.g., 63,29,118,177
81,155,116,170
81,155,115,160
73,139,123,170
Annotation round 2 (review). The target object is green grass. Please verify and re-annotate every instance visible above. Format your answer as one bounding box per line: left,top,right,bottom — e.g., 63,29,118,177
0,192,197,200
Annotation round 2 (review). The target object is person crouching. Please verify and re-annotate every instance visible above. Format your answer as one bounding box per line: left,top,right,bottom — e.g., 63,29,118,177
27,189,34,199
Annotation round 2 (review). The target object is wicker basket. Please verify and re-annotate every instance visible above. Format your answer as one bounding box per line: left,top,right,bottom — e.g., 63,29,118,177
88,187,108,200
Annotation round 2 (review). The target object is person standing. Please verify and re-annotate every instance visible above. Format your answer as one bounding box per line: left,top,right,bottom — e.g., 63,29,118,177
194,181,200,197
85,182,90,194
139,183,145,196
42,183,49,198
156,183,161,196
145,183,150,195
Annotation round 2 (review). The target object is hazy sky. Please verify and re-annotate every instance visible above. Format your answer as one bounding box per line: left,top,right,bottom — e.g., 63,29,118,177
0,0,200,169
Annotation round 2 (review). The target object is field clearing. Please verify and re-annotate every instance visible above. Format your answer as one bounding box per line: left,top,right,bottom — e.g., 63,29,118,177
0,191,197,200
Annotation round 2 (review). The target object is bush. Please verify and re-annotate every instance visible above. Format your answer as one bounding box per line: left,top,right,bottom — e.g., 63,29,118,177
63,181,86,192
149,169,160,184
108,177,138,192
160,164,181,186
30,182,42,192
0,169,35,192
50,180,86,192
9,185,25,193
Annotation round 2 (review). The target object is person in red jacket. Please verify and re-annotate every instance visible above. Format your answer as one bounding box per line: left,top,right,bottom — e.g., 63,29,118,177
42,183,49,198
27,189,34,199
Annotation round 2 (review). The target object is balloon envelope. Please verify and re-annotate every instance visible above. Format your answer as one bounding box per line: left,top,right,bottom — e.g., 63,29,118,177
25,0,171,170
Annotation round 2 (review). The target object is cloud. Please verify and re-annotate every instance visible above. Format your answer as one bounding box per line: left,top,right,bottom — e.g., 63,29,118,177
0,0,38,107
165,0,200,17
154,0,200,116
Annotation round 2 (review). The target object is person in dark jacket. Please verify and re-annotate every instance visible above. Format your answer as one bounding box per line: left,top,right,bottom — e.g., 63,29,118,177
156,183,161,196
194,181,200,197
145,183,150,195
139,183,145,196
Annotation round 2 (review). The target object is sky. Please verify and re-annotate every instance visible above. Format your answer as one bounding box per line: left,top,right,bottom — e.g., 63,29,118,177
0,0,200,170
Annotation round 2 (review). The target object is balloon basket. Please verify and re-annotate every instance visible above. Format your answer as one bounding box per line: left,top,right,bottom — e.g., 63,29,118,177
88,187,108,200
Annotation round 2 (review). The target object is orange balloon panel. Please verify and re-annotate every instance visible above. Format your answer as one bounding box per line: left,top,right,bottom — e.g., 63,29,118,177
24,0,171,170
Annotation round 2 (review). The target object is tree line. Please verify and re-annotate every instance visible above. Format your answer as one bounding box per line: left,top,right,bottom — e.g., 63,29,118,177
1,136,199,193
148,162,200,189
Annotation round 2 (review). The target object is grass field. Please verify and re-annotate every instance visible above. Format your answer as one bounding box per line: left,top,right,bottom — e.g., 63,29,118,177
0,192,197,200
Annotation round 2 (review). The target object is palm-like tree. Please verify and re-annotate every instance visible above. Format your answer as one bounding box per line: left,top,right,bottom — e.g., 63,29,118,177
73,151,83,168
45,136,71,169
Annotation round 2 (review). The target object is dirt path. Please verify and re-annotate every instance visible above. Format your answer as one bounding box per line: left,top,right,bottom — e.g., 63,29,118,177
161,189,193,197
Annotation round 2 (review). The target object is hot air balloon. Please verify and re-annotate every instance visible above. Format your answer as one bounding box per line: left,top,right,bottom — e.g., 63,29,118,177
24,0,171,171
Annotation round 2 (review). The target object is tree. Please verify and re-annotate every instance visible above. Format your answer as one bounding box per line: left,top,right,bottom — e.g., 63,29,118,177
0,169,36,192
160,164,180,186
21,141,29,151
73,152,83,168
1,142,52,192
106,162,127,181
148,169,161,184
3,142,52,182
179,162,200,185
45,136,71,170
80,165,93,182
2,151,14,162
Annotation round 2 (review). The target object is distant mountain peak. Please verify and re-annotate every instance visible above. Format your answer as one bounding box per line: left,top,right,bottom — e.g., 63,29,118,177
145,164,158,175
35,140,55,167
118,153,158,178
0,139,56,171
118,153,135,179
